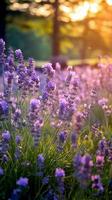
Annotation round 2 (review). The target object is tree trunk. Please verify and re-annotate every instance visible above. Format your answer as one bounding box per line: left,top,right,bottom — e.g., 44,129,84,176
52,0,60,57
80,41,87,61
80,22,89,61
0,0,6,40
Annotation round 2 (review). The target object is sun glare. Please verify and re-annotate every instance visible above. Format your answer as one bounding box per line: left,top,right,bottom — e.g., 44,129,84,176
70,1,100,22
70,2,89,21
89,2,100,13
10,2,29,11
106,0,112,5
60,5,71,13
9,0,111,22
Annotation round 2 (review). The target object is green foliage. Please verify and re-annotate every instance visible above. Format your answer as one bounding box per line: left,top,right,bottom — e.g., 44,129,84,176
0,100,112,199
88,104,107,126
6,25,52,60
5,0,112,59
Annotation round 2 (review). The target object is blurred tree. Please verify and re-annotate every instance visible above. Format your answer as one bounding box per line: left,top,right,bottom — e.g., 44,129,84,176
7,25,52,60
6,0,83,57
6,0,71,56
52,0,60,56
1,0,112,59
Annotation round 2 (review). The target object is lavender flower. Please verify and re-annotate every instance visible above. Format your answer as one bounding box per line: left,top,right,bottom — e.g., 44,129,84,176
10,188,21,200
44,189,58,200
28,57,35,72
74,153,82,168
96,155,104,168
15,49,24,63
30,99,40,111
33,124,42,147
55,168,65,196
29,97,42,147
91,175,104,193
2,131,11,142
0,167,4,175
65,71,72,86
74,154,93,188
36,154,45,177
42,91,48,101
0,39,5,54
59,99,67,119
0,131,10,156
43,63,55,77
0,39,112,199
0,100,8,116
59,131,67,144
2,154,8,163
55,168,65,178
16,177,28,187
0,39,5,66
55,62,61,72
15,135,21,144
98,139,106,151
98,98,108,107
72,77,80,88
97,139,107,156
47,81,56,92
75,112,84,131
42,176,49,185
57,131,67,151
37,154,44,169
7,48,15,72
71,131,77,148
13,108,21,122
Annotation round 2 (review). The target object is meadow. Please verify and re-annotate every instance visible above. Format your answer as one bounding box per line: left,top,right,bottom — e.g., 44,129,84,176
0,39,112,200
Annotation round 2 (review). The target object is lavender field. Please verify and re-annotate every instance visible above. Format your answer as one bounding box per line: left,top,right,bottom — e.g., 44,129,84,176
0,39,112,200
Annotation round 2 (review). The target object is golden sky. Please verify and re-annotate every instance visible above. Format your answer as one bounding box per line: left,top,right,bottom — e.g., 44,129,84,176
10,0,112,21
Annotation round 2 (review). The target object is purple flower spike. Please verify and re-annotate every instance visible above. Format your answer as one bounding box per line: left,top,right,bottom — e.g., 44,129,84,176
47,81,56,91
0,39,5,59
42,176,49,185
43,63,55,77
73,153,93,188
71,131,77,148
16,177,28,187
10,188,21,200
91,175,104,193
15,49,24,63
0,100,8,116
59,99,67,119
42,91,48,101
55,168,65,178
59,131,67,144
30,99,40,111
2,154,8,163
57,131,67,151
96,155,104,168
59,99,67,113
73,153,82,167
55,168,65,196
0,39,5,68
2,131,11,142
0,39,5,54
37,154,44,168
0,167,4,175
15,135,21,144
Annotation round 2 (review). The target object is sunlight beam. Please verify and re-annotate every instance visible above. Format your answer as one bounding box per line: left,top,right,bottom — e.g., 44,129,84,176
106,0,112,6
